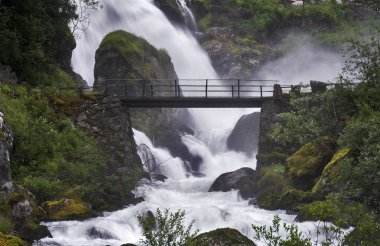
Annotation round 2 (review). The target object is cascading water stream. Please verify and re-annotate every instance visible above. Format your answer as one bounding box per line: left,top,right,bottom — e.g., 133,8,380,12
35,1,348,245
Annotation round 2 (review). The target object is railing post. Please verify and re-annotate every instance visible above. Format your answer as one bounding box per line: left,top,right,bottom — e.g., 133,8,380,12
124,85,128,98
151,85,154,97
232,85,234,98
205,79,208,98
260,85,263,98
174,79,178,97
178,85,181,98
237,79,240,98
142,80,146,97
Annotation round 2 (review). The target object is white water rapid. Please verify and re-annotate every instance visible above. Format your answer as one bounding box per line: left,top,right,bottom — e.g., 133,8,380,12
37,0,345,245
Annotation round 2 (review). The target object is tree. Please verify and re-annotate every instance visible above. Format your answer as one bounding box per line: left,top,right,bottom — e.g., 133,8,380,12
70,0,102,39
138,208,199,246
252,215,345,246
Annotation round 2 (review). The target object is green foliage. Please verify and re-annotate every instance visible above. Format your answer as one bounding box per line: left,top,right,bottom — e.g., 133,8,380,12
273,87,356,147
337,112,380,213
0,216,12,234
252,215,345,246
0,84,109,207
138,208,199,246
234,0,352,40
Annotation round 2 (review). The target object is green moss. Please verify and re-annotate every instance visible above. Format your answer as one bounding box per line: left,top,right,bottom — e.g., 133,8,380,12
256,152,289,167
277,189,315,211
43,199,95,221
194,228,255,245
0,233,29,246
0,216,12,234
100,30,146,58
312,148,350,195
286,137,335,190
261,164,285,176
198,13,212,31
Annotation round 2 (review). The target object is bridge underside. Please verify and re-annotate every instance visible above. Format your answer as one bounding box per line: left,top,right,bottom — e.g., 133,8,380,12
121,97,269,108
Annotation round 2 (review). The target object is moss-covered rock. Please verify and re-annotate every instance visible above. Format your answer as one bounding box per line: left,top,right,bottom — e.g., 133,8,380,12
0,232,29,246
94,30,177,87
42,198,95,221
255,172,284,210
193,228,256,245
277,189,315,211
312,148,350,196
285,137,336,191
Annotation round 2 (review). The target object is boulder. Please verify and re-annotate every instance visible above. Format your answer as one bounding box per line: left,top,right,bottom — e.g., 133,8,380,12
312,148,350,196
255,172,284,210
150,173,168,182
94,30,177,92
42,198,95,221
277,189,315,211
87,227,119,240
209,168,257,199
0,182,52,242
193,228,256,245
285,137,336,191
227,112,260,156
310,80,327,93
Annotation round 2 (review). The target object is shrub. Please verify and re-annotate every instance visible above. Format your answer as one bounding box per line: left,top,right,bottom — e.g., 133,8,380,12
138,208,199,246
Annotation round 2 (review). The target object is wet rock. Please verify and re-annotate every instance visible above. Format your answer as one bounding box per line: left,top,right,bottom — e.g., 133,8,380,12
87,227,119,240
209,168,257,199
154,0,185,26
227,112,260,156
193,228,257,245
150,173,168,182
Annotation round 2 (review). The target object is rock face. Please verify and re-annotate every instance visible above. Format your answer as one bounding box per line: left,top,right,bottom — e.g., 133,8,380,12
209,168,257,199
227,112,260,156
194,228,256,246
94,30,177,88
154,0,185,26
0,182,52,242
0,112,13,186
200,27,276,79
285,137,336,191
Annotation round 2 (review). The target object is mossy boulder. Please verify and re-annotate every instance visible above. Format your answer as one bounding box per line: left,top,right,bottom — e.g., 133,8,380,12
209,168,257,199
94,30,178,93
193,228,256,245
312,148,350,196
285,137,336,191
255,172,284,210
277,189,315,211
0,182,51,242
42,198,95,221
0,233,28,246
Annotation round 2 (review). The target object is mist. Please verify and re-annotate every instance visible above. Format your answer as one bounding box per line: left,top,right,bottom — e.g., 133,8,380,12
254,37,344,85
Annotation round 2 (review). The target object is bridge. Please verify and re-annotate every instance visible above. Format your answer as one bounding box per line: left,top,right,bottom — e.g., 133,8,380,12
92,79,296,108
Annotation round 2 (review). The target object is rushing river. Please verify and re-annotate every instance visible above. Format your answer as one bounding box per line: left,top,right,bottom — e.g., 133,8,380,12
37,0,344,245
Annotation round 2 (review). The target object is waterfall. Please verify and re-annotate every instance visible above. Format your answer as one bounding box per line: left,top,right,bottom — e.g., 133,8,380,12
35,1,346,245
176,0,198,32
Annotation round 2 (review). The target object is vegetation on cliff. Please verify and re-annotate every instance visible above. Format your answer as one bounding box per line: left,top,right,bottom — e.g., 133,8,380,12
254,35,380,244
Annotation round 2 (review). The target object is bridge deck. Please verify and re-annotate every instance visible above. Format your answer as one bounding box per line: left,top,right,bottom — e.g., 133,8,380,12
120,97,270,108
99,79,289,108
